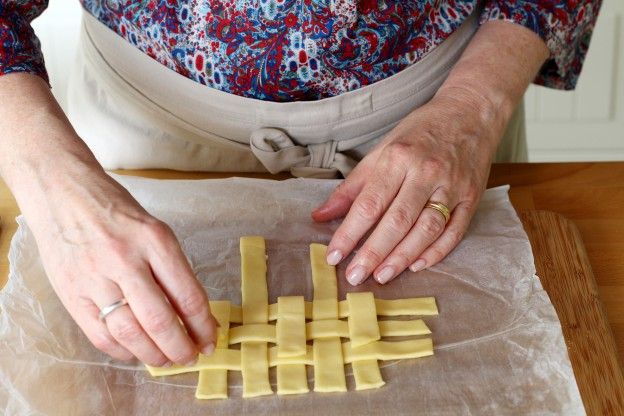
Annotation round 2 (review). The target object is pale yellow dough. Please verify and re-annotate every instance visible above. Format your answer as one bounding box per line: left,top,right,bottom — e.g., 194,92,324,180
196,300,231,399
239,236,272,398
146,237,438,399
310,243,347,392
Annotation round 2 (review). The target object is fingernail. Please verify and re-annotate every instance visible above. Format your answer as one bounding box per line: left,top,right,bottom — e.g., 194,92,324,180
375,266,395,284
347,265,367,286
409,259,427,273
184,355,198,366
162,361,174,368
326,250,343,266
201,342,215,356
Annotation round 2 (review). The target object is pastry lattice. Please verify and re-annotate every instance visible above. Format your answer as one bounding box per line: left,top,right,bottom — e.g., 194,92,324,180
146,236,437,399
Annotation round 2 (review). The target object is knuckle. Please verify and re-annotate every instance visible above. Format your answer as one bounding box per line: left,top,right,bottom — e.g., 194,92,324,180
333,231,357,250
115,350,134,362
91,334,117,352
417,215,444,239
391,249,414,268
147,219,173,240
333,180,351,198
170,350,196,365
358,246,384,266
105,237,131,262
355,195,384,221
385,142,413,163
463,186,481,204
144,309,176,336
178,291,208,319
146,220,175,243
420,157,447,176
387,205,415,233
110,319,143,343
446,228,465,247
427,246,447,263
146,354,170,368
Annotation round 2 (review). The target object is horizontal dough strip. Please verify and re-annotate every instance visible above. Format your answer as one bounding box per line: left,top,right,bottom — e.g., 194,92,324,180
225,319,431,345
147,338,434,377
222,296,438,323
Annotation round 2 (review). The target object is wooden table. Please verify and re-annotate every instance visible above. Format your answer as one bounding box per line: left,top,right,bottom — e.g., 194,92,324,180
1,162,623,412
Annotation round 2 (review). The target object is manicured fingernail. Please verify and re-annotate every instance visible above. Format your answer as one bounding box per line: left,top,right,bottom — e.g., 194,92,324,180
201,342,215,356
184,355,198,366
375,266,395,284
347,265,367,286
409,259,427,273
326,250,343,266
162,361,173,368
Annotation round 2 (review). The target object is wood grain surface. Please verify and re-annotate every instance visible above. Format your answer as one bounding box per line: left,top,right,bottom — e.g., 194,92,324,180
487,162,624,367
521,211,624,414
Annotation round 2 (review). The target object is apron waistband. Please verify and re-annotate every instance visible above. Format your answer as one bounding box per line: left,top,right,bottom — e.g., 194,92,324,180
81,11,480,177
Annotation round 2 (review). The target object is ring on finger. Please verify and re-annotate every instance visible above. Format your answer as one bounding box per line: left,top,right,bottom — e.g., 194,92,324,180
98,298,129,321
424,201,450,224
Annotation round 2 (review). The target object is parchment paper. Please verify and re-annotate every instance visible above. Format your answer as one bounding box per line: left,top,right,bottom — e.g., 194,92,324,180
0,175,584,415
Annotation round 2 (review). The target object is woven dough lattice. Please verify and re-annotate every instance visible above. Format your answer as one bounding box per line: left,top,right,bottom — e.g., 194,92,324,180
146,236,438,399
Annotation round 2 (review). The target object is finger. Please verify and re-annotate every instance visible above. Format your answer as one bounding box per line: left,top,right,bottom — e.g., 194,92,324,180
347,177,437,285
325,161,404,272
72,299,134,361
114,265,199,366
146,222,217,355
311,162,368,223
93,281,170,367
372,188,454,284
411,201,474,271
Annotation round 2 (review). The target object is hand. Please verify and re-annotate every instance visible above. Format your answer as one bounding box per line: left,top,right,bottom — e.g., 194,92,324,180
0,74,217,367
311,16,550,286
312,91,497,285
34,171,218,366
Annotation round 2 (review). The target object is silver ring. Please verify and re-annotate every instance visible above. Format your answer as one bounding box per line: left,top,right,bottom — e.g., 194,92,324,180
98,298,128,322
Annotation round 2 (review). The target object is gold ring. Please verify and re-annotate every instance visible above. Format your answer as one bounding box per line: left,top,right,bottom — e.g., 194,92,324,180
425,201,450,224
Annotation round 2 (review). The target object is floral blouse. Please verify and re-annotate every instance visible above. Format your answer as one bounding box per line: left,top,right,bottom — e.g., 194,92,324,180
0,0,602,102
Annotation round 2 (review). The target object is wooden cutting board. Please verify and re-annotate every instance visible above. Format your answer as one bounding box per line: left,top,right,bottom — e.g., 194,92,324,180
520,211,624,415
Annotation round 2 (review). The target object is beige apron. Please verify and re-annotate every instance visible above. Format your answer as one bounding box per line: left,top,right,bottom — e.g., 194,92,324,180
67,10,527,178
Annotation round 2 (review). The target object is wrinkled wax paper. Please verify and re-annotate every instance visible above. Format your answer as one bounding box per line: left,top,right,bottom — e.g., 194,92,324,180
0,175,584,415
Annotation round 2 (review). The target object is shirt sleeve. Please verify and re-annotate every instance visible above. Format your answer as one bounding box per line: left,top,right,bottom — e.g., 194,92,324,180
0,0,49,82
480,0,603,90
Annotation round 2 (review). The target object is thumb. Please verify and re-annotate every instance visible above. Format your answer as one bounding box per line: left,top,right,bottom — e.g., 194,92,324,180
311,162,370,222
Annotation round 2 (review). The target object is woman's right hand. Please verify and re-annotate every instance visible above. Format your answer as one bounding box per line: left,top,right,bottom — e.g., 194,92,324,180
36,172,218,367
0,73,217,367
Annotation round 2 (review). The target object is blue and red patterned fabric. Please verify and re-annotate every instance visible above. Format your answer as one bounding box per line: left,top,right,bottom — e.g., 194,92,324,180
0,0,602,101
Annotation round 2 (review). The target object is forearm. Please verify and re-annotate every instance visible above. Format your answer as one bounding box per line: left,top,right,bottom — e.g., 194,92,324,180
0,73,126,232
433,20,549,150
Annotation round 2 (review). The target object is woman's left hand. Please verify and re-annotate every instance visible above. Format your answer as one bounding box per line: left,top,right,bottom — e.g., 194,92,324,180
312,89,499,285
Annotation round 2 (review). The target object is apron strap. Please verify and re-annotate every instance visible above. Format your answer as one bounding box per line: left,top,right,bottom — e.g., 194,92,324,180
250,128,357,179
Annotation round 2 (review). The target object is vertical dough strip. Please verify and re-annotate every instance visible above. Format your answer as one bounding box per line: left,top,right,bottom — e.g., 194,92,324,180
196,300,231,399
310,243,347,392
347,292,384,390
276,296,309,394
240,236,272,398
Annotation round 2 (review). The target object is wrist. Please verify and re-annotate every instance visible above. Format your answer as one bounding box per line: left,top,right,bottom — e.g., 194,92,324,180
436,82,513,126
427,87,507,153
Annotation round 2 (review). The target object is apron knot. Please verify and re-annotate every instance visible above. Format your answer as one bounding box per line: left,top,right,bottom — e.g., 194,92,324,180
250,128,356,178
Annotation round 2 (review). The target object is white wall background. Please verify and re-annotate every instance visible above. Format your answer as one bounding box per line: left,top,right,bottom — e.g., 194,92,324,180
32,0,623,162
525,0,624,161
31,0,81,111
